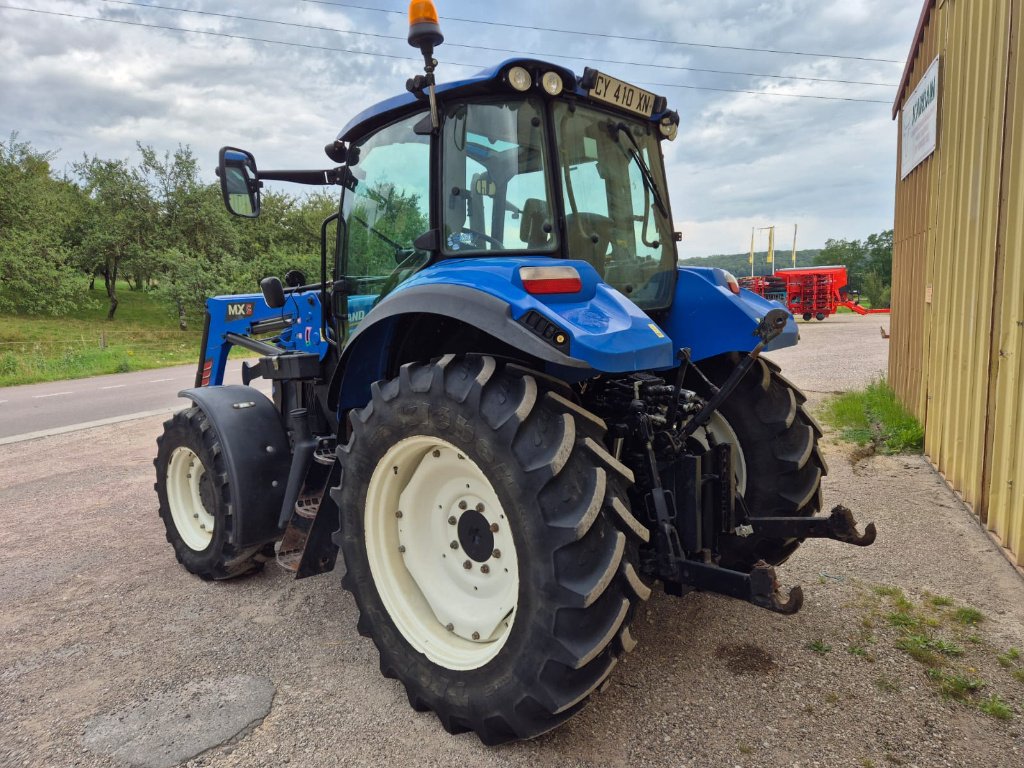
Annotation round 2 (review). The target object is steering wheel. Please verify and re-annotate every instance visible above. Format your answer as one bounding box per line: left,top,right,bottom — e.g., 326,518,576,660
460,228,504,249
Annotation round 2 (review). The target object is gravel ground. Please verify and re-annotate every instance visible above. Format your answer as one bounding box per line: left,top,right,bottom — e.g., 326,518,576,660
2,313,1022,768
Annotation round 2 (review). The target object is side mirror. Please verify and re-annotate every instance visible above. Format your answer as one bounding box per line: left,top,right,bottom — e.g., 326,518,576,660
260,276,286,309
218,147,260,218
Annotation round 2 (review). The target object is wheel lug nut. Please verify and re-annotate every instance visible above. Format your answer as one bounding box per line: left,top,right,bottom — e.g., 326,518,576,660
448,515,457,525
398,545,406,553
480,564,490,574
458,500,467,510
395,510,403,518
450,541,459,550
476,502,485,512
463,560,472,570
489,522,499,533
446,623,454,632
492,549,501,558
471,631,480,640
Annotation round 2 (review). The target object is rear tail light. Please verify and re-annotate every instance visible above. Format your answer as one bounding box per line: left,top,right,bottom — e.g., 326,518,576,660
519,266,582,295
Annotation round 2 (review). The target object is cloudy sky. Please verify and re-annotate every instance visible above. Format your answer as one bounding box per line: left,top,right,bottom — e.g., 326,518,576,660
0,0,921,258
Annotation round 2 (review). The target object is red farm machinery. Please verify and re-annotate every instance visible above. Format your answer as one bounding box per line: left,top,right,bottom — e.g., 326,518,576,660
739,266,891,321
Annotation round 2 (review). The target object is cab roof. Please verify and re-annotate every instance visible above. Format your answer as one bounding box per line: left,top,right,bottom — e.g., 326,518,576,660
335,58,670,144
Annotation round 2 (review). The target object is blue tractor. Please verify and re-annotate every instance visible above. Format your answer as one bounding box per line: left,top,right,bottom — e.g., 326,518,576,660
154,3,875,744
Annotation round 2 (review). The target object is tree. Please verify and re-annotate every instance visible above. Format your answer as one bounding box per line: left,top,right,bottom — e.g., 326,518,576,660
0,133,86,315
74,156,159,319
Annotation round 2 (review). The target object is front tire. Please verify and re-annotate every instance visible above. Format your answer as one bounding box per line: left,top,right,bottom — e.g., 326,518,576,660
332,355,650,744
154,407,266,580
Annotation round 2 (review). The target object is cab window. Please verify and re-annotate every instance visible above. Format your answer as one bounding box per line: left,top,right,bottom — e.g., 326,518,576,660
441,98,556,254
341,112,431,321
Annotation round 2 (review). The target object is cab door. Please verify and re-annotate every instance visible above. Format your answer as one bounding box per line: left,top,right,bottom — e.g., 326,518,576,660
337,112,433,340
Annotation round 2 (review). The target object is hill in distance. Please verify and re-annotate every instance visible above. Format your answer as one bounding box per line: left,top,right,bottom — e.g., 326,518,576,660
679,249,823,276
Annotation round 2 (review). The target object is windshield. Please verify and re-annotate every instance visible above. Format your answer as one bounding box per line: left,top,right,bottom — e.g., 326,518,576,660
553,102,676,310
441,98,557,254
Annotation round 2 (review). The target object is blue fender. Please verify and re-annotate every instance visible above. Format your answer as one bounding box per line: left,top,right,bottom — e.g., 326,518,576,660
659,268,798,362
199,290,330,386
333,257,676,411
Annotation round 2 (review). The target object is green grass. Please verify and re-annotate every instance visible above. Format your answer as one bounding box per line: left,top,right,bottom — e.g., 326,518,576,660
873,585,905,598
927,595,955,607
821,380,924,454
997,648,1020,667
978,694,1013,721
887,611,920,630
953,607,984,626
926,668,985,701
896,634,963,665
0,280,206,386
806,639,832,655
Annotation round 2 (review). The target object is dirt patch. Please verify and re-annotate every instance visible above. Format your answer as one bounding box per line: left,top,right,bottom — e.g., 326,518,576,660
715,643,777,675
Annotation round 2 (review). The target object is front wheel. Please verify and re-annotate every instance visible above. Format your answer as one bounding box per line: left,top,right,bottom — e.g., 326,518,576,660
332,355,651,744
154,407,266,580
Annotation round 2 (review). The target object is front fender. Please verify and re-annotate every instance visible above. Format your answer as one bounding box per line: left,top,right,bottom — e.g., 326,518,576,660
660,268,799,362
177,385,290,549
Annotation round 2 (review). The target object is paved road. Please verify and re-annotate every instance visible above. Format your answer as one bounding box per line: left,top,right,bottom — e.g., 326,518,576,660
0,361,269,442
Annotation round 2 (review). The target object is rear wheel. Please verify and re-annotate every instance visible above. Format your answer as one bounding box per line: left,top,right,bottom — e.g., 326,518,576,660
154,407,266,580
689,355,827,569
333,355,650,744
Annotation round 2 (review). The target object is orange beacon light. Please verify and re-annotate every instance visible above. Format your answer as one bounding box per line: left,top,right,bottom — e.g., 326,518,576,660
408,0,444,51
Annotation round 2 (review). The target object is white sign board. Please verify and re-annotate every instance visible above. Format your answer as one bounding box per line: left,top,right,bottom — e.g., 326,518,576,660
901,56,940,179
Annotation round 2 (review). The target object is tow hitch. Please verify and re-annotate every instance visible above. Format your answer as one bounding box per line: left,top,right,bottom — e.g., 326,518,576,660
747,505,877,547
638,308,876,615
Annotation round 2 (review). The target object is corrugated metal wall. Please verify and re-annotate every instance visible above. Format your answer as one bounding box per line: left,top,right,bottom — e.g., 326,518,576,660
983,0,1024,564
890,6,942,417
891,0,1024,566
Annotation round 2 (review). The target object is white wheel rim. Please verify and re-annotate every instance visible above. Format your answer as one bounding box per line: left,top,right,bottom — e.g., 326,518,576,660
692,413,748,493
166,446,215,551
364,436,519,671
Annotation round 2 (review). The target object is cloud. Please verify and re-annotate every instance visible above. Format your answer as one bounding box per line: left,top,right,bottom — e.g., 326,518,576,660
0,0,920,255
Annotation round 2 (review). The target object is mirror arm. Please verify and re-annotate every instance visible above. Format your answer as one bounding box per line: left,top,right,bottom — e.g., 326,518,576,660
257,168,345,186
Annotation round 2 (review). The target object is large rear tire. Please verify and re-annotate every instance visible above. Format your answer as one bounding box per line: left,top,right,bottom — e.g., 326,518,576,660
332,355,650,744
154,407,266,580
690,355,827,570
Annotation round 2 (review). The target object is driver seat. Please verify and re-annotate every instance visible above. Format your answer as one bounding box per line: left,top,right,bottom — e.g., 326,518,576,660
565,212,612,276
520,198,551,250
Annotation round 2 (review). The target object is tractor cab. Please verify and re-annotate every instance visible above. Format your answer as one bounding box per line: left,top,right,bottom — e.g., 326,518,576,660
220,52,682,342
334,61,681,319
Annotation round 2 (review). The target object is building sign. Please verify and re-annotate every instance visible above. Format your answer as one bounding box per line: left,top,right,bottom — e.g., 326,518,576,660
901,56,940,179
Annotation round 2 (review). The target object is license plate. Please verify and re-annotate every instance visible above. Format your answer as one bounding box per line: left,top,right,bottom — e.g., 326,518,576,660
588,71,656,117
